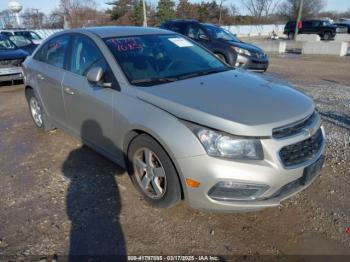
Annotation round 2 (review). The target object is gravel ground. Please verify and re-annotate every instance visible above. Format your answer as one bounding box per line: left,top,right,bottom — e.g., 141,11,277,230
0,54,349,260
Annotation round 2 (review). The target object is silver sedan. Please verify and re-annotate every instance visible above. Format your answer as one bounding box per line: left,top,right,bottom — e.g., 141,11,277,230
22,26,325,212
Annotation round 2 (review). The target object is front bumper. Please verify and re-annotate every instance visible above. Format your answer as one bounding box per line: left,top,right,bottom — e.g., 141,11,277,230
0,67,23,82
236,54,269,71
177,127,326,212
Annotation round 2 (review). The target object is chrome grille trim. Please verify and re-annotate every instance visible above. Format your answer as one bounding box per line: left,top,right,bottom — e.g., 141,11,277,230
273,112,319,139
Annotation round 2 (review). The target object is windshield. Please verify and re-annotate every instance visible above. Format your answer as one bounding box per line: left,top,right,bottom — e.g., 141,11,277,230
203,24,240,42
104,34,228,86
9,35,31,47
0,38,17,51
14,31,42,40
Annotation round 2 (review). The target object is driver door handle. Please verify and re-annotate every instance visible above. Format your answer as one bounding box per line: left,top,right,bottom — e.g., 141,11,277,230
63,87,75,95
37,74,45,80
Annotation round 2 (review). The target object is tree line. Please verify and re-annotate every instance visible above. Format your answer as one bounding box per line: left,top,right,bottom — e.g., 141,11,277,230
9,0,350,29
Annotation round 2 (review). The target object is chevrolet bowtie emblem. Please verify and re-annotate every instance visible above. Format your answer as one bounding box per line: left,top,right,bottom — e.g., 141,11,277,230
304,127,314,137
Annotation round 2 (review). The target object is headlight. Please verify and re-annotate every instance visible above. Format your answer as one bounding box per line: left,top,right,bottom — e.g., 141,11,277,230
183,121,264,160
232,46,251,56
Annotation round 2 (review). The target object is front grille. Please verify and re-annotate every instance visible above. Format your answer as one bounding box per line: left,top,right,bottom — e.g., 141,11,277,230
0,59,24,68
273,112,318,139
279,128,323,167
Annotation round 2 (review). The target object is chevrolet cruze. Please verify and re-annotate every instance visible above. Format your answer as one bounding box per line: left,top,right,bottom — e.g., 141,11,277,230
23,27,326,212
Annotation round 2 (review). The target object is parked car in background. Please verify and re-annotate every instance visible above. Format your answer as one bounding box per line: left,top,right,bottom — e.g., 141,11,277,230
284,19,339,40
23,27,325,212
333,22,350,34
0,34,29,82
7,35,38,54
161,19,269,72
0,30,43,44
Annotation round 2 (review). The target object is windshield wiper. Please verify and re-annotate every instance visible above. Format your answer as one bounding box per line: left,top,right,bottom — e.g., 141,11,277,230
131,77,179,86
178,67,229,80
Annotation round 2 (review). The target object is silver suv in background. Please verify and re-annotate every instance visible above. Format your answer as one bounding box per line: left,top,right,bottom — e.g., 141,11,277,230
23,27,325,212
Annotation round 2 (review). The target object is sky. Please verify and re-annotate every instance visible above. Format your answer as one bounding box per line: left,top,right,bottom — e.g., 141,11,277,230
0,0,348,15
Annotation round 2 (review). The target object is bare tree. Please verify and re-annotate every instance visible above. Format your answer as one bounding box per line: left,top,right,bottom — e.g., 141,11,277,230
278,0,326,20
241,0,280,21
21,8,45,29
58,0,108,28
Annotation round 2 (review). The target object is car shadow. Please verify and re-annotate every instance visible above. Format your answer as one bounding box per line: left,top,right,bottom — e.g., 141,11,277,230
61,120,127,261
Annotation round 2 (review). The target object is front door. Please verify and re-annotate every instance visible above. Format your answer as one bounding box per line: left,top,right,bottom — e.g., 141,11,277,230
62,34,119,156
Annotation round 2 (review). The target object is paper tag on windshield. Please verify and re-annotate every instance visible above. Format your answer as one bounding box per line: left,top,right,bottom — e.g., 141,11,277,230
168,38,193,47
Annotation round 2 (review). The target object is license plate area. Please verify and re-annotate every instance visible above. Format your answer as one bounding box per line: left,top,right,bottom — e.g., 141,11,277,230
301,156,324,185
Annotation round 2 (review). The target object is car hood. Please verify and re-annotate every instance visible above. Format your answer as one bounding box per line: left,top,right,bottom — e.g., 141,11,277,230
0,48,29,60
134,70,314,137
226,40,264,54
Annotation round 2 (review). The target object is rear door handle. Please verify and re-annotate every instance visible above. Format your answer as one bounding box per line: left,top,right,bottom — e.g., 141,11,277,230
63,87,75,95
37,74,45,80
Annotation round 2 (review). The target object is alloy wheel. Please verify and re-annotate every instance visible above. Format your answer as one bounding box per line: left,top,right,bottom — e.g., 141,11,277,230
132,147,167,199
30,97,43,127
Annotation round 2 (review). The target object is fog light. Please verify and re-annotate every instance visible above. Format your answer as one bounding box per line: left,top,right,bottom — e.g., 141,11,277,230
208,181,269,201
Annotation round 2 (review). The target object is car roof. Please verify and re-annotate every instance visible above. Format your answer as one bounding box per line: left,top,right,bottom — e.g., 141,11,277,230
164,19,199,24
81,26,174,38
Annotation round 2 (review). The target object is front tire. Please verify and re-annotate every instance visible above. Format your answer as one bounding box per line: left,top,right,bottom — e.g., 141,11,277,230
127,134,182,208
215,53,227,63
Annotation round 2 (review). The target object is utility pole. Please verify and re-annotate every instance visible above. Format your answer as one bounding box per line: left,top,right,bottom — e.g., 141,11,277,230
219,0,226,25
142,0,147,27
294,0,303,40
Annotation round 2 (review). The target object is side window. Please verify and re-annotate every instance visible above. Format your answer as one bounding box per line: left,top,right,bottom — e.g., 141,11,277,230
170,23,187,35
312,21,320,27
303,21,312,28
187,24,207,39
34,35,70,69
69,35,104,76
69,35,118,88
2,32,12,37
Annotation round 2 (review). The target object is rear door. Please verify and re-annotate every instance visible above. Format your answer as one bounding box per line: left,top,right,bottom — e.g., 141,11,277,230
32,34,71,127
300,21,313,34
62,34,118,155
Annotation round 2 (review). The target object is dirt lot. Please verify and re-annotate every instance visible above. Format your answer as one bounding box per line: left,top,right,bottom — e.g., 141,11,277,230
0,54,350,260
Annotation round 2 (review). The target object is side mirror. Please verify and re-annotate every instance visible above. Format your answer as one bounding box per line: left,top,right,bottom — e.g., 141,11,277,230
87,67,112,88
199,34,209,41
87,67,103,83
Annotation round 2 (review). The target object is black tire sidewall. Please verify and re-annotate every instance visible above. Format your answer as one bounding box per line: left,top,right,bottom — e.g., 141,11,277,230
288,32,294,40
323,32,331,40
127,134,182,208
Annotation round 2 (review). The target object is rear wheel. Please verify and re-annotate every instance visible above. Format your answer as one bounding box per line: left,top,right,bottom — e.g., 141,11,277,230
25,88,54,131
288,31,295,40
127,134,182,208
323,31,332,40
